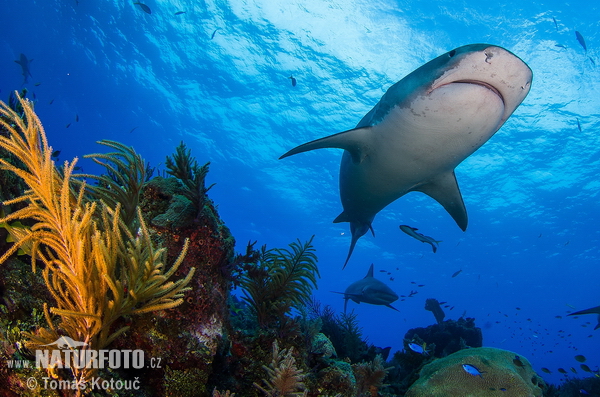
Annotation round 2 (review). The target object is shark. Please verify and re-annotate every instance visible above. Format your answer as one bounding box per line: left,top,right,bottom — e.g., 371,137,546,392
280,44,532,268
332,263,399,313
14,53,33,85
568,305,600,330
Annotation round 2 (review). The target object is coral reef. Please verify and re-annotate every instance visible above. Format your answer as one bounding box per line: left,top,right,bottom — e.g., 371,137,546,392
352,354,392,397
404,317,482,357
405,347,545,397
0,96,195,387
254,340,306,396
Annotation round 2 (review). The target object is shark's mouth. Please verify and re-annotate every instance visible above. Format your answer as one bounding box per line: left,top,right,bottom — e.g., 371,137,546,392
452,80,504,105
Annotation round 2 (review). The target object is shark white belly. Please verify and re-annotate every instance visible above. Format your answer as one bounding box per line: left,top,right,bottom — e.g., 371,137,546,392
281,44,532,268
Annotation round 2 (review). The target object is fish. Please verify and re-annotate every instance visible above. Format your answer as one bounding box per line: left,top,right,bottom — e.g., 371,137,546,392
580,364,592,373
575,31,587,53
589,57,596,66
331,263,399,313
557,368,567,374
574,354,586,363
289,75,297,87
452,269,462,278
280,44,532,268
174,11,186,15
552,17,558,31
555,44,567,49
577,118,581,132
129,126,138,133
462,364,484,378
65,123,71,128
567,305,600,330
513,356,525,367
34,82,41,86
580,390,589,395
399,225,441,253
408,342,428,355
425,298,445,324
134,2,151,14
51,150,61,158
14,53,34,84
211,28,221,40
75,114,79,122
541,367,551,374
49,99,54,105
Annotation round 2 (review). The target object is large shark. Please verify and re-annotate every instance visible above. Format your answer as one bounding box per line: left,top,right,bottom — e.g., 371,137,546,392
280,44,532,268
14,53,33,84
333,263,399,313
568,305,600,330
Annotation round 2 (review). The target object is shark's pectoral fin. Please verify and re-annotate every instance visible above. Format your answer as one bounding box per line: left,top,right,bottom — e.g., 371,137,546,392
413,171,468,231
568,305,600,316
386,304,399,312
279,127,372,163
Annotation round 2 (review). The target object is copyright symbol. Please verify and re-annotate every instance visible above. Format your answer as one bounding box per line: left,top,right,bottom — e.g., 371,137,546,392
26,377,37,389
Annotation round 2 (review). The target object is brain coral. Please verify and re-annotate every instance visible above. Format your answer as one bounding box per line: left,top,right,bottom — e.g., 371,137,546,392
405,347,544,397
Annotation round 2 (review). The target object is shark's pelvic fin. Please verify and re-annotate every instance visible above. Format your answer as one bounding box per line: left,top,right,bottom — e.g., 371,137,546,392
279,127,372,163
413,171,468,231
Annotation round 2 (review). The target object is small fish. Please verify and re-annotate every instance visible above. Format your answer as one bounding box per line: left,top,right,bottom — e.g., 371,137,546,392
211,28,221,39
555,315,562,319
174,11,186,15
452,269,462,278
577,119,581,132
134,2,151,14
580,364,592,373
399,225,441,253
379,270,386,273
34,82,41,86
73,166,82,171
555,44,567,49
552,17,558,31
389,277,394,281
75,114,79,122
49,99,54,105
570,367,577,374
408,342,428,355
462,364,484,378
51,150,61,158
541,367,552,374
588,56,596,66
574,354,586,363
557,368,567,374
513,356,525,368
580,389,589,395
575,31,587,53
289,75,297,87
65,123,71,128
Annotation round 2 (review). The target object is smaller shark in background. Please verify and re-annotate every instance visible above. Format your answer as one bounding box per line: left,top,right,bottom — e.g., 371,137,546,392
332,263,399,313
14,53,33,84
399,225,441,253
568,305,600,330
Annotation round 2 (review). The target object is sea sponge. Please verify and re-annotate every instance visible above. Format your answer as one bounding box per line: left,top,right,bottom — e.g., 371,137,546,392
405,347,544,397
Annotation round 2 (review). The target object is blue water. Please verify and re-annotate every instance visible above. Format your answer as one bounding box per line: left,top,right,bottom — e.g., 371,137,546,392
1,0,598,387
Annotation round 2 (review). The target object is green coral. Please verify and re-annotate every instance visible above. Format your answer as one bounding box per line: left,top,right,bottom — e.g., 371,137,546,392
240,236,319,328
405,347,544,397
75,139,147,229
165,141,214,217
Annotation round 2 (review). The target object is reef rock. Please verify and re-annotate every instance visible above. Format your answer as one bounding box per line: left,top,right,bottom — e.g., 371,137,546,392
405,347,545,397
404,317,482,357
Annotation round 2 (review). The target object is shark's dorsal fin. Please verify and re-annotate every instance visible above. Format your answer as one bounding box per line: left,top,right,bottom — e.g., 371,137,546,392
279,127,372,163
413,171,468,231
365,263,374,278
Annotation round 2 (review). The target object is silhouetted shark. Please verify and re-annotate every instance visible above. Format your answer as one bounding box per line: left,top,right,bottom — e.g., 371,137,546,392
568,305,600,330
14,53,33,84
280,44,532,268
332,264,399,313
